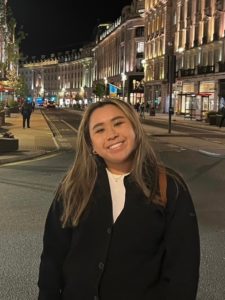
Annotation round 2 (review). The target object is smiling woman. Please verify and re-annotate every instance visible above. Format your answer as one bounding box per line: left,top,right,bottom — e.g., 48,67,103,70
38,99,200,300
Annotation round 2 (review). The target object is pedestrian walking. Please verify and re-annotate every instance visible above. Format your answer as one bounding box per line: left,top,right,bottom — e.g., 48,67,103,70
140,102,145,118
219,106,225,128
32,100,35,112
21,99,32,128
38,99,200,300
146,101,150,113
134,101,140,112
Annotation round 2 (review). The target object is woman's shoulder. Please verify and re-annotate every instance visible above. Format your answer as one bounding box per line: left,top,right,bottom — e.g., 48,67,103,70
163,166,195,213
165,166,188,191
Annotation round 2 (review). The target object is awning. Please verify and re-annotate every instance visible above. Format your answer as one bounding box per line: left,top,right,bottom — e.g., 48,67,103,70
0,87,14,92
197,93,212,97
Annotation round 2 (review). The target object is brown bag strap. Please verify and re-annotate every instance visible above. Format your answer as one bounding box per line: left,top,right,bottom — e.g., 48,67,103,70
159,167,167,206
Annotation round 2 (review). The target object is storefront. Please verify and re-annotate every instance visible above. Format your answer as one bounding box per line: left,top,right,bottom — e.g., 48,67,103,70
174,80,217,120
199,81,216,111
144,84,162,110
0,83,15,104
175,82,195,116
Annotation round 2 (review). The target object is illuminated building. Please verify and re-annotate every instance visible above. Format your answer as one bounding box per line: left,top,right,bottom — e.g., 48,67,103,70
93,0,145,104
19,44,93,106
144,0,225,118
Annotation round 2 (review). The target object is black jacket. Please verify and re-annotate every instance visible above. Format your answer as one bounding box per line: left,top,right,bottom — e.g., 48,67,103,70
38,167,200,300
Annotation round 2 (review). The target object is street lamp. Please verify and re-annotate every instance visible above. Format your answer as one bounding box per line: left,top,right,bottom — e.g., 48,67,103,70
104,77,108,97
121,73,127,101
167,42,176,133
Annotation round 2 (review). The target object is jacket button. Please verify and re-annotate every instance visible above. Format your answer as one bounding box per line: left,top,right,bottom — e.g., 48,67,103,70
98,262,104,270
107,227,112,234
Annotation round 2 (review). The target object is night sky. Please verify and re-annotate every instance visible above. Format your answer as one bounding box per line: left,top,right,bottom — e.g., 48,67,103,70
8,0,132,58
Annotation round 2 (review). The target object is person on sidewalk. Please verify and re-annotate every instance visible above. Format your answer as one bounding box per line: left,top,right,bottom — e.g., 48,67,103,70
21,99,32,128
32,100,35,112
219,106,225,128
139,102,145,118
38,99,200,300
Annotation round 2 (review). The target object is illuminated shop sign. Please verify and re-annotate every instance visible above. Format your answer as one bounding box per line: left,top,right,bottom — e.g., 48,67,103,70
129,76,144,93
100,17,122,41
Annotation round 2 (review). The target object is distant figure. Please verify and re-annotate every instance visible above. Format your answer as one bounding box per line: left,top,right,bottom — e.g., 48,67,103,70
150,106,155,116
32,100,35,112
146,102,150,113
140,102,145,118
21,100,32,128
219,106,225,128
134,102,140,112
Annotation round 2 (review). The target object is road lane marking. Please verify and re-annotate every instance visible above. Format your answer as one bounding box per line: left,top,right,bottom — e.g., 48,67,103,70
61,120,78,133
0,152,61,167
198,150,222,157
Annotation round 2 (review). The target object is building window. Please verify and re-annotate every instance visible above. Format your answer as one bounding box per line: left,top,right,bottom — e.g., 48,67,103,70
135,27,144,37
137,42,144,53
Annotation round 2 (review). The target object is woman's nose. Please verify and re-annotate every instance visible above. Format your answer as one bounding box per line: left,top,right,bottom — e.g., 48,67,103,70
106,126,118,140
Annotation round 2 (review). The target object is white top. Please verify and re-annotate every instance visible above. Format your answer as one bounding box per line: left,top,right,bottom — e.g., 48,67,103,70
106,169,129,222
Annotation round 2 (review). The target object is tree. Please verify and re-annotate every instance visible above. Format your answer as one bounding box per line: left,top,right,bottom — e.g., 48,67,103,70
15,75,29,98
4,5,27,97
93,82,106,99
5,68,18,93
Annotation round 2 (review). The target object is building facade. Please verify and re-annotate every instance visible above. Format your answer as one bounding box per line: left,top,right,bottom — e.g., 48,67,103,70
172,0,225,120
144,0,225,118
93,0,145,104
19,45,93,106
144,0,174,112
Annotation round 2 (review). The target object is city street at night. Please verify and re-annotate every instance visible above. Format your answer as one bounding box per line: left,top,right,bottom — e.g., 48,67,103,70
0,109,225,299
1,0,225,299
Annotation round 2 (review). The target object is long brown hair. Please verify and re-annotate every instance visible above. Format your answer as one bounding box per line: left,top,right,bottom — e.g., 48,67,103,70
57,99,162,226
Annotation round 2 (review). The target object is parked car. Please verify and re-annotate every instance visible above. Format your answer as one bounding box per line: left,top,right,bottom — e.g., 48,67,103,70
46,100,56,108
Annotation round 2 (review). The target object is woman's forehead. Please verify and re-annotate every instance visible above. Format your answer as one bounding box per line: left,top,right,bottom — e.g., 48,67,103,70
89,104,125,122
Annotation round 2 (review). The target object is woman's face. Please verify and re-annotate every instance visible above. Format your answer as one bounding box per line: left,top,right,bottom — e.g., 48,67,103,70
89,104,136,174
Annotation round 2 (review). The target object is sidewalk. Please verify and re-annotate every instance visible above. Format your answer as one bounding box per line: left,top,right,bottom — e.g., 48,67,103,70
0,109,58,165
141,111,225,133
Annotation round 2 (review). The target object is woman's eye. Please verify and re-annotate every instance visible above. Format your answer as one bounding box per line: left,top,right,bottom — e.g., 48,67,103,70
114,121,123,126
95,128,104,133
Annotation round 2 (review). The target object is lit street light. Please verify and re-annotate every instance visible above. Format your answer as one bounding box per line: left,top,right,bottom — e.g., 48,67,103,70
104,77,108,97
167,42,176,133
121,72,127,101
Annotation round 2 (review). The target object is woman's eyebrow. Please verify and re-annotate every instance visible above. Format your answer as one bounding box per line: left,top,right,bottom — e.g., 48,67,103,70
91,116,125,130
111,115,125,122
92,122,104,130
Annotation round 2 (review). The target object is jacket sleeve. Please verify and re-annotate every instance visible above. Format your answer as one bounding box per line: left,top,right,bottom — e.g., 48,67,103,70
158,174,200,300
38,198,72,300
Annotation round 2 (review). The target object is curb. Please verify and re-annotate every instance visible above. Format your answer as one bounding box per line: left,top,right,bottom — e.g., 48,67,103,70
0,149,60,166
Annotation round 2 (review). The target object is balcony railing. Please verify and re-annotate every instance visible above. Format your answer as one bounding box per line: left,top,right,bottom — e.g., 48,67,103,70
218,61,225,72
197,65,215,74
179,69,195,77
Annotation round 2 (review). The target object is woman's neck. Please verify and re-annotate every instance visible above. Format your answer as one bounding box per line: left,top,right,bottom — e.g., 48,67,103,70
106,164,132,175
